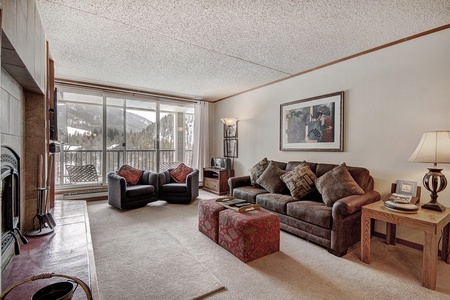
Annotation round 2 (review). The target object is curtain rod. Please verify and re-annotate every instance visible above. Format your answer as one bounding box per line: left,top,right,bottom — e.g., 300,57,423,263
55,79,200,104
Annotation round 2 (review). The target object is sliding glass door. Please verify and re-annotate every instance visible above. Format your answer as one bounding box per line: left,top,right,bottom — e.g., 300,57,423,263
56,89,194,188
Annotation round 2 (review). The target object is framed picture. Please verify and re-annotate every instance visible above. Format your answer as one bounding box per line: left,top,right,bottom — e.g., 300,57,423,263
223,123,238,138
223,139,238,158
280,91,344,151
395,180,417,196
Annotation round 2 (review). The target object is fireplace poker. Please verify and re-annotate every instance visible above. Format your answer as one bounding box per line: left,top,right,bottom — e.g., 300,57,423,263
27,155,54,237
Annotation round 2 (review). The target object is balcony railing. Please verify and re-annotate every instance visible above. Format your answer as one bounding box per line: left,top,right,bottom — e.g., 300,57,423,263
56,149,193,186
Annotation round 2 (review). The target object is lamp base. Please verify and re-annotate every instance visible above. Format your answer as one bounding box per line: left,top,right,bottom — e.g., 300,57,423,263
421,201,446,212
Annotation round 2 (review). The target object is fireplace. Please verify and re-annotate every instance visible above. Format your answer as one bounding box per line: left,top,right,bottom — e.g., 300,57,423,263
1,146,27,267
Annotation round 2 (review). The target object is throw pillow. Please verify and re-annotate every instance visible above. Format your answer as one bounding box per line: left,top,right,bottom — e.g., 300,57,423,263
314,163,365,207
170,163,193,183
281,163,317,199
117,164,143,185
249,157,269,187
256,161,287,193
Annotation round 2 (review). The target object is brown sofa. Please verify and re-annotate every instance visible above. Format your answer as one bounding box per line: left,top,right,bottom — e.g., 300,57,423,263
228,160,380,256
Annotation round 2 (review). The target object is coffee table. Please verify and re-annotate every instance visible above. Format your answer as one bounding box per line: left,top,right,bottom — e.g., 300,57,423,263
361,200,450,290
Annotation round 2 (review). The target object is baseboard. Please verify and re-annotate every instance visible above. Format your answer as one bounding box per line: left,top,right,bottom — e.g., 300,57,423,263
372,231,447,258
61,189,108,201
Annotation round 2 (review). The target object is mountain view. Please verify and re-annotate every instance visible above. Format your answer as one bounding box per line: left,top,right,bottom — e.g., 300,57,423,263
59,103,176,151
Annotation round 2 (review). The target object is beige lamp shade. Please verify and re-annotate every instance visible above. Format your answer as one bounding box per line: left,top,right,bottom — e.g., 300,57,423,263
409,131,450,164
220,118,239,126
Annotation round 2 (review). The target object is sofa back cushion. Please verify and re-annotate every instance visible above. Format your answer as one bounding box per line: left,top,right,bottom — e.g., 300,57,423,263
285,161,318,173
270,160,288,171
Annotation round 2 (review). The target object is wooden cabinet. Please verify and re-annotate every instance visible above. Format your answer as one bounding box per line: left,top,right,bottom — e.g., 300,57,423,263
203,168,234,195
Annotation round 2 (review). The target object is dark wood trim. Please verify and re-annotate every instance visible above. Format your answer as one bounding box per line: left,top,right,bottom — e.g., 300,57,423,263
214,24,450,103
55,78,199,103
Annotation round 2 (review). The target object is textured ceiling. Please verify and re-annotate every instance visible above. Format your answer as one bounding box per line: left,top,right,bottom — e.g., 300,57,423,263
37,0,450,101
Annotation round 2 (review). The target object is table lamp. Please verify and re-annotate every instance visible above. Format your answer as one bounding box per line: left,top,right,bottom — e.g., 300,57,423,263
409,130,450,212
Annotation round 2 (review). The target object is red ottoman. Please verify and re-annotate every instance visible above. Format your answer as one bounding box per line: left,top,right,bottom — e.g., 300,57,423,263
218,209,280,262
198,199,226,243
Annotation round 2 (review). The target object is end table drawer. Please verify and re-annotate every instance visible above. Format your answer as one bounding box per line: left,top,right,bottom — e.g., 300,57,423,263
204,178,219,191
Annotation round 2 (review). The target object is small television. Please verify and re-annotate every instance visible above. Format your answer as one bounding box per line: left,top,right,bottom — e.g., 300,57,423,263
211,157,231,169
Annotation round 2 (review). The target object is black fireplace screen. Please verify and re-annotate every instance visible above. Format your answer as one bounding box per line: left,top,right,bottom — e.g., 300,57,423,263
1,146,21,256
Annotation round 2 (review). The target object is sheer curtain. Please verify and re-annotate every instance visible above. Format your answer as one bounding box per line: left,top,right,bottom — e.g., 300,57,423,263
192,101,209,182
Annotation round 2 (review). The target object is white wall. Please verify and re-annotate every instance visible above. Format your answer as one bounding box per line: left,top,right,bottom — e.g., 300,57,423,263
213,28,450,243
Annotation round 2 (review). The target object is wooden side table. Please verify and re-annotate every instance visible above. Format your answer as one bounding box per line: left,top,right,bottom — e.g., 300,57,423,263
361,200,450,290
203,168,234,195
385,183,421,245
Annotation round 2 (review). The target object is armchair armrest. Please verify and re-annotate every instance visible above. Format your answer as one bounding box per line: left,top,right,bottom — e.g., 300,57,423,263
108,173,127,207
141,171,159,193
333,190,381,217
158,170,171,186
228,175,251,191
185,169,199,195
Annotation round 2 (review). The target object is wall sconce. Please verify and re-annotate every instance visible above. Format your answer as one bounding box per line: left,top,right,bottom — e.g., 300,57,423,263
409,130,450,212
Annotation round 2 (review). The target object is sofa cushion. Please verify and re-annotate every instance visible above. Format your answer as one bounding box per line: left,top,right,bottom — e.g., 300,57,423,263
281,163,317,199
314,163,365,206
161,183,188,193
249,157,269,187
125,184,155,197
256,161,287,194
118,164,143,185
170,163,193,183
270,160,288,170
285,161,318,173
232,186,268,204
286,201,332,229
256,193,297,214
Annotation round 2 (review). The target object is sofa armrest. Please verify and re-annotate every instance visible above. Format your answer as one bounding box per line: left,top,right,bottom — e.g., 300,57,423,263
228,175,252,191
333,190,381,217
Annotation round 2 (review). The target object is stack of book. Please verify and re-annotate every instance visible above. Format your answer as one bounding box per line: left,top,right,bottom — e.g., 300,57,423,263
384,193,419,213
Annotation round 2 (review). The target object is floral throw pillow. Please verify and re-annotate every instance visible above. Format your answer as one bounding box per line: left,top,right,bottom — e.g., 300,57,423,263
249,157,269,187
117,164,143,185
170,163,193,183
281,163,317,199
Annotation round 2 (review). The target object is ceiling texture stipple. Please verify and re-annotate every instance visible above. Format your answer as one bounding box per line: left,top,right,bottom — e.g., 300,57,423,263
37,0,450,101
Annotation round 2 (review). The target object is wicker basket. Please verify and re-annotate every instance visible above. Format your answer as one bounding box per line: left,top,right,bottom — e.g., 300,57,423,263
0,273,93,300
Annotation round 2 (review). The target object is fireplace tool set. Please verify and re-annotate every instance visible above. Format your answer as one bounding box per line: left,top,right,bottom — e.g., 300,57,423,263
27,155,56,236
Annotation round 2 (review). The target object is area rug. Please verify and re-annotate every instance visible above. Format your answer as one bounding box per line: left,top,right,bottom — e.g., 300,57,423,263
87,200,225,300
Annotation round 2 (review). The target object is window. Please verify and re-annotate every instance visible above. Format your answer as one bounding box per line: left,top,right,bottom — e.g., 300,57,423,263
55,88,195,187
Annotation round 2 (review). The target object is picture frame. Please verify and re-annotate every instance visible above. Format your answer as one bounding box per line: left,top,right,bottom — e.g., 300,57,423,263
395,180,417,196
223,123,238,138
280,91,344,151
223,139,238,158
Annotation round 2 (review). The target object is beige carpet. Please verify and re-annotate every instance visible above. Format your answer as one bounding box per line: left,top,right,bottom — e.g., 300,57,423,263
88,190,450,300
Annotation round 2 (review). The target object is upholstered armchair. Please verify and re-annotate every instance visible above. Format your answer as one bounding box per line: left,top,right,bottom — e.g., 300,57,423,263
158,166,199,204
108,165,159,209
